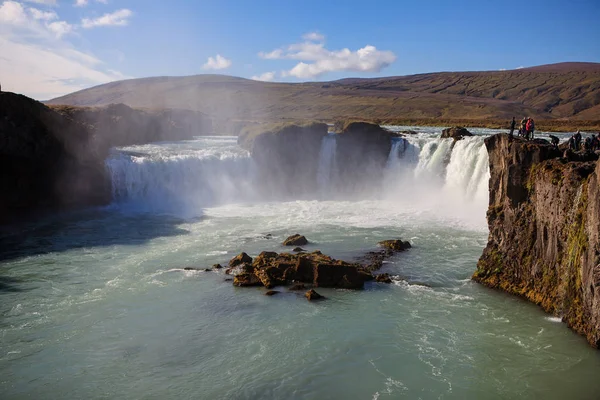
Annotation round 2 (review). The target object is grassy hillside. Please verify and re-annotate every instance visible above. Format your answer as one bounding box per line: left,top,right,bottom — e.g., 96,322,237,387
47,62,600,130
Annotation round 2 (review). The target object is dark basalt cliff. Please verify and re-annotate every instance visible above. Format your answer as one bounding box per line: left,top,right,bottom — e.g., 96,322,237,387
238,121,396,196
474,134,600,347
0,92,211,224
238,122,328,196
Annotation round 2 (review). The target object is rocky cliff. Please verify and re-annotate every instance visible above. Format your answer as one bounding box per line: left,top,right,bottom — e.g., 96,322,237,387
238,122,328,197
474,134,600,347
0,92,211,224
238,121,396,197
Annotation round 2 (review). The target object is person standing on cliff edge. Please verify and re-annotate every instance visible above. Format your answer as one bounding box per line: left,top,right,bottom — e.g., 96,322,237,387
509,117,516,136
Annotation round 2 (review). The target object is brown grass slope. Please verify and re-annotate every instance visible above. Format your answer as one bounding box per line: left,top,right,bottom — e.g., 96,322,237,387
47,62,600,124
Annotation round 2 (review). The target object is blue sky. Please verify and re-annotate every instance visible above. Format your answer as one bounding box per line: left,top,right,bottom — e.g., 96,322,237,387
1,0,599,99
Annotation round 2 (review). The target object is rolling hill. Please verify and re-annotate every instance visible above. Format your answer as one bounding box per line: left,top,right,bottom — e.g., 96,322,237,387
47,62,600,126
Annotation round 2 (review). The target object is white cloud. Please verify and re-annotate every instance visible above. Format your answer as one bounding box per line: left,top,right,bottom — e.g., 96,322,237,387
22,0,57,5
29,7,57,21
302,31,324,42
0,1,71,39
0,0,130,99
202,54,232,70
258,49,283,59
81,9,132,28
47,20,73,38
75,0,108,7
516,65,525,69
251,71,276,82
0,1,28,24
259,34,396,79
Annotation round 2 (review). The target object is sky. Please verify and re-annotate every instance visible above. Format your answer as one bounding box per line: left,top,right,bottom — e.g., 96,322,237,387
1,0,599,100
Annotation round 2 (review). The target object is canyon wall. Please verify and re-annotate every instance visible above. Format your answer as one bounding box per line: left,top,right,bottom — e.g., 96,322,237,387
474,134,600,347
0,92,211,224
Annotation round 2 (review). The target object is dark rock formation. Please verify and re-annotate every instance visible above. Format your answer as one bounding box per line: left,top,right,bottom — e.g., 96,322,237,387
283,234,308,246
0,92,211,225
265,290,280,296
305,289,324,301
238,122,328,196
227,250,370,290
441,126,472,140
474,133,600,347
375,273,393,284
212,264,223,269
378,239,412,252
292,247,306,252
335,121,397,193
233,273,262,287
229,252,253,268
225,241,412,294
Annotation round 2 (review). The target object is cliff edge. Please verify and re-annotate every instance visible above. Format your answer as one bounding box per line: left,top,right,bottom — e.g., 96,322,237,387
474,134,600,347
0,92,211,225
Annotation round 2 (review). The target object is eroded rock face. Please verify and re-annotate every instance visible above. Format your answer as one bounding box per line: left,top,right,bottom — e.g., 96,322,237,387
227,250,371,290
441,127,472,140
0,92,211,225
474,133,600,348
229,252,253,268
335,122,397,193
238,122,328,197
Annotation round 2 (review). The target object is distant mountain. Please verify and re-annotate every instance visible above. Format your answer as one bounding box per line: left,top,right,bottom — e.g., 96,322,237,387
47,62,600,122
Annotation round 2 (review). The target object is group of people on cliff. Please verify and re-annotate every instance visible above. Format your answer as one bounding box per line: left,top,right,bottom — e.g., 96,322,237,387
568,131,600,152
509,117,535,140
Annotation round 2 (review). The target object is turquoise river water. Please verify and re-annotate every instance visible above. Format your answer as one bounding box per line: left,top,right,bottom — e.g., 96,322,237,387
1,128,599,399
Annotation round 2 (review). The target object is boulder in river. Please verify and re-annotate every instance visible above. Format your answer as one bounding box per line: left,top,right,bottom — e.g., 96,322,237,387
378,239,412,252
441,127,472,140
233,273,262,287
293,247,306,252
283,234,308,246
229,252,253,267
265,290,280,296
305,289,324,301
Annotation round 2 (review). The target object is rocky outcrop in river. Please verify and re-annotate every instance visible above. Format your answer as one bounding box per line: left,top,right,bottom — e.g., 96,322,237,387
0,92,211,224
474,134,600,347
226,237,411,292
238,120,397,196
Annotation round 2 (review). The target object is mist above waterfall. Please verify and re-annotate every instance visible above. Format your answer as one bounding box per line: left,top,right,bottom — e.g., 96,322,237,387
105,129,490,226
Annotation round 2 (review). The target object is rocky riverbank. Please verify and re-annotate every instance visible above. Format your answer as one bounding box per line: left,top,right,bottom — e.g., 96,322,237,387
474,133,600,347
0,92,211,225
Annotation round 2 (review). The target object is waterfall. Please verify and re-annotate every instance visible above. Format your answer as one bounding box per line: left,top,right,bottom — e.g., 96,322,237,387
444,136,491,202
383,135,490,216
105,137,257,216
414,138,455,181
316,134,337,192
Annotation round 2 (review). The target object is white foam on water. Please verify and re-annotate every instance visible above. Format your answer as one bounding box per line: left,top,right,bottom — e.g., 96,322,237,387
545,316,563,323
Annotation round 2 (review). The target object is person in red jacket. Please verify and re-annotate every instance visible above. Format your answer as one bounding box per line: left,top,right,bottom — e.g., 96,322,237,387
526,118,535,140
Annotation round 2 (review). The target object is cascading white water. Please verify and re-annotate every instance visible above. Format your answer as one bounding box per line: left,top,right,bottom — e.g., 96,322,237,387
316,133,338,192
414,138,455,181
444,136,491,202
383,134,490,222
106,132,490,222
106,137,257,216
